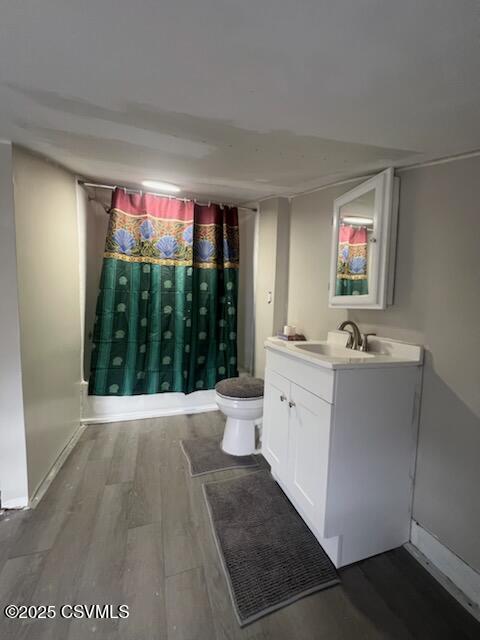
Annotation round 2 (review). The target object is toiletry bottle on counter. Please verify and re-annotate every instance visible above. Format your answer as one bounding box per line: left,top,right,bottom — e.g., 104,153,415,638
283,325,296,336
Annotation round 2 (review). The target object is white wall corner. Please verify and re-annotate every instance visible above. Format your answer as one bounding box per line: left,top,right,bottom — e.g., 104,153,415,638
273,197,291,333
0,142,29,508
76,180,88,382
407,520,480,621
254,197,291,377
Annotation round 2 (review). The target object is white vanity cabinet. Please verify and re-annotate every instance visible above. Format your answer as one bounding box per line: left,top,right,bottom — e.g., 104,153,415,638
262,340,422,568
264,372,332,536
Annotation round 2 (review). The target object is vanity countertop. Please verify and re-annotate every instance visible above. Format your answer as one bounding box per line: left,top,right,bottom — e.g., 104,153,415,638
265,331,423,370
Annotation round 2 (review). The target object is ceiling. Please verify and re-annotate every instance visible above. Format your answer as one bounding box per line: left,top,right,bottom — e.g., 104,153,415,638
1,1,479,202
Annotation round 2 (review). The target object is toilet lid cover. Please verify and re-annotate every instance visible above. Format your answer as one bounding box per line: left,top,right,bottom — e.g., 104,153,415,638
215,377,264,399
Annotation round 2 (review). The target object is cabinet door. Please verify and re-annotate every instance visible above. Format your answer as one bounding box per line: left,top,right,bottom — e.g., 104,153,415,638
262,370,290,480
287,383,332,534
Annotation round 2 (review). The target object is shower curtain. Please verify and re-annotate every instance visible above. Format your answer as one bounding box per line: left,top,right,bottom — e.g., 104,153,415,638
336,224,368,296
89,188,239,396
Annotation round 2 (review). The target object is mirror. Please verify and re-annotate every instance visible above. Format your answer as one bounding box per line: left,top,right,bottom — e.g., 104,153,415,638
336,189,374,297
329,168,399,309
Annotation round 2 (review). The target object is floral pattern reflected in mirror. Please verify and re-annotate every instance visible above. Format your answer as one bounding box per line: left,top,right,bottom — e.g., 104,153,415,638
336,189,375,296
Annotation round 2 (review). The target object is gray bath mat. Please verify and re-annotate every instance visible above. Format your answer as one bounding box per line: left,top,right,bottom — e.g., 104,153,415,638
203,470,339,626
180,435,260,477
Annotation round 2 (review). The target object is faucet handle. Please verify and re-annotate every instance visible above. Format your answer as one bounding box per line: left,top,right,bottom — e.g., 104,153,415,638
360,333,376,352
343,330,354,349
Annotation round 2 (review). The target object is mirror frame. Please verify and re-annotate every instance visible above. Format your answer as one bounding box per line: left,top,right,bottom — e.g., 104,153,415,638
328,168,399,309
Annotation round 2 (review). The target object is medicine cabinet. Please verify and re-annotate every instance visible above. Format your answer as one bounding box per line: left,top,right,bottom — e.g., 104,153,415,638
328,168,399,309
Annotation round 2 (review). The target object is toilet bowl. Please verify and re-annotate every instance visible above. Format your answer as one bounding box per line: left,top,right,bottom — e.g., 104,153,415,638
215,377,264,456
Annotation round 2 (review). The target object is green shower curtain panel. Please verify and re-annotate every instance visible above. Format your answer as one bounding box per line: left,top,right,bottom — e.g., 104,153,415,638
89,189,239,396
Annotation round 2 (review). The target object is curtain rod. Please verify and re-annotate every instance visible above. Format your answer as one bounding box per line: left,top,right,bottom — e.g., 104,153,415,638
78,180,257,212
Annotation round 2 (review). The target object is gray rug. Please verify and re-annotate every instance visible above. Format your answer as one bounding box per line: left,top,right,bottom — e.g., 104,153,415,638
203,470,339,626
180,435,260,477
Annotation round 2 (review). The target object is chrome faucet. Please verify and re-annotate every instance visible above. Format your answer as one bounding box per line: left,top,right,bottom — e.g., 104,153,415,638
337,321,376,352
337,320,362,350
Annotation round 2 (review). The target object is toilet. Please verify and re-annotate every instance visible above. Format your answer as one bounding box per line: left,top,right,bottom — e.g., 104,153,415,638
215,377,264,456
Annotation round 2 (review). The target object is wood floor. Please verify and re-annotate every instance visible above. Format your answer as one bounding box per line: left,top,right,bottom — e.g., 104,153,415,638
1,412,479,640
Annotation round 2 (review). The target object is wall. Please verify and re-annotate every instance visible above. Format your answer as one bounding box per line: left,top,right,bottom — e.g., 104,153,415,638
286,157,480,573
0,142,29,507
273,198,290,338
80,191,109,380
287,186,353,338
353,157,480,572
237,208,256,373
13,147,82,498
254,197,290,376
76,184,88,380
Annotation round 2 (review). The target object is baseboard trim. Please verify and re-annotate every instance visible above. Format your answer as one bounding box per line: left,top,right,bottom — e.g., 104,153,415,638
406,520,480,621
28,422,86,509
81,403,218,424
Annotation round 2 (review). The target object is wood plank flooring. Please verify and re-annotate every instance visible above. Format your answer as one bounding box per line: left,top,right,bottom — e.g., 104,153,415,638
0,412,478,640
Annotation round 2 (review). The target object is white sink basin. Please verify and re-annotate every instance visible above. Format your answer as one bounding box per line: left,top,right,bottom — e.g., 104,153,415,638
265,332,424,369
292,342,375,359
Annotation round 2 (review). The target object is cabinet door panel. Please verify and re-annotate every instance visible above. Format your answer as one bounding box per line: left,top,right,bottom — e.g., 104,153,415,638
262,370,290,479
287,383,332,534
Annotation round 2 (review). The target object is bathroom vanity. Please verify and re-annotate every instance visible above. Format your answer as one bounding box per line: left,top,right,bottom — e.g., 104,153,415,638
262,331,423,568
